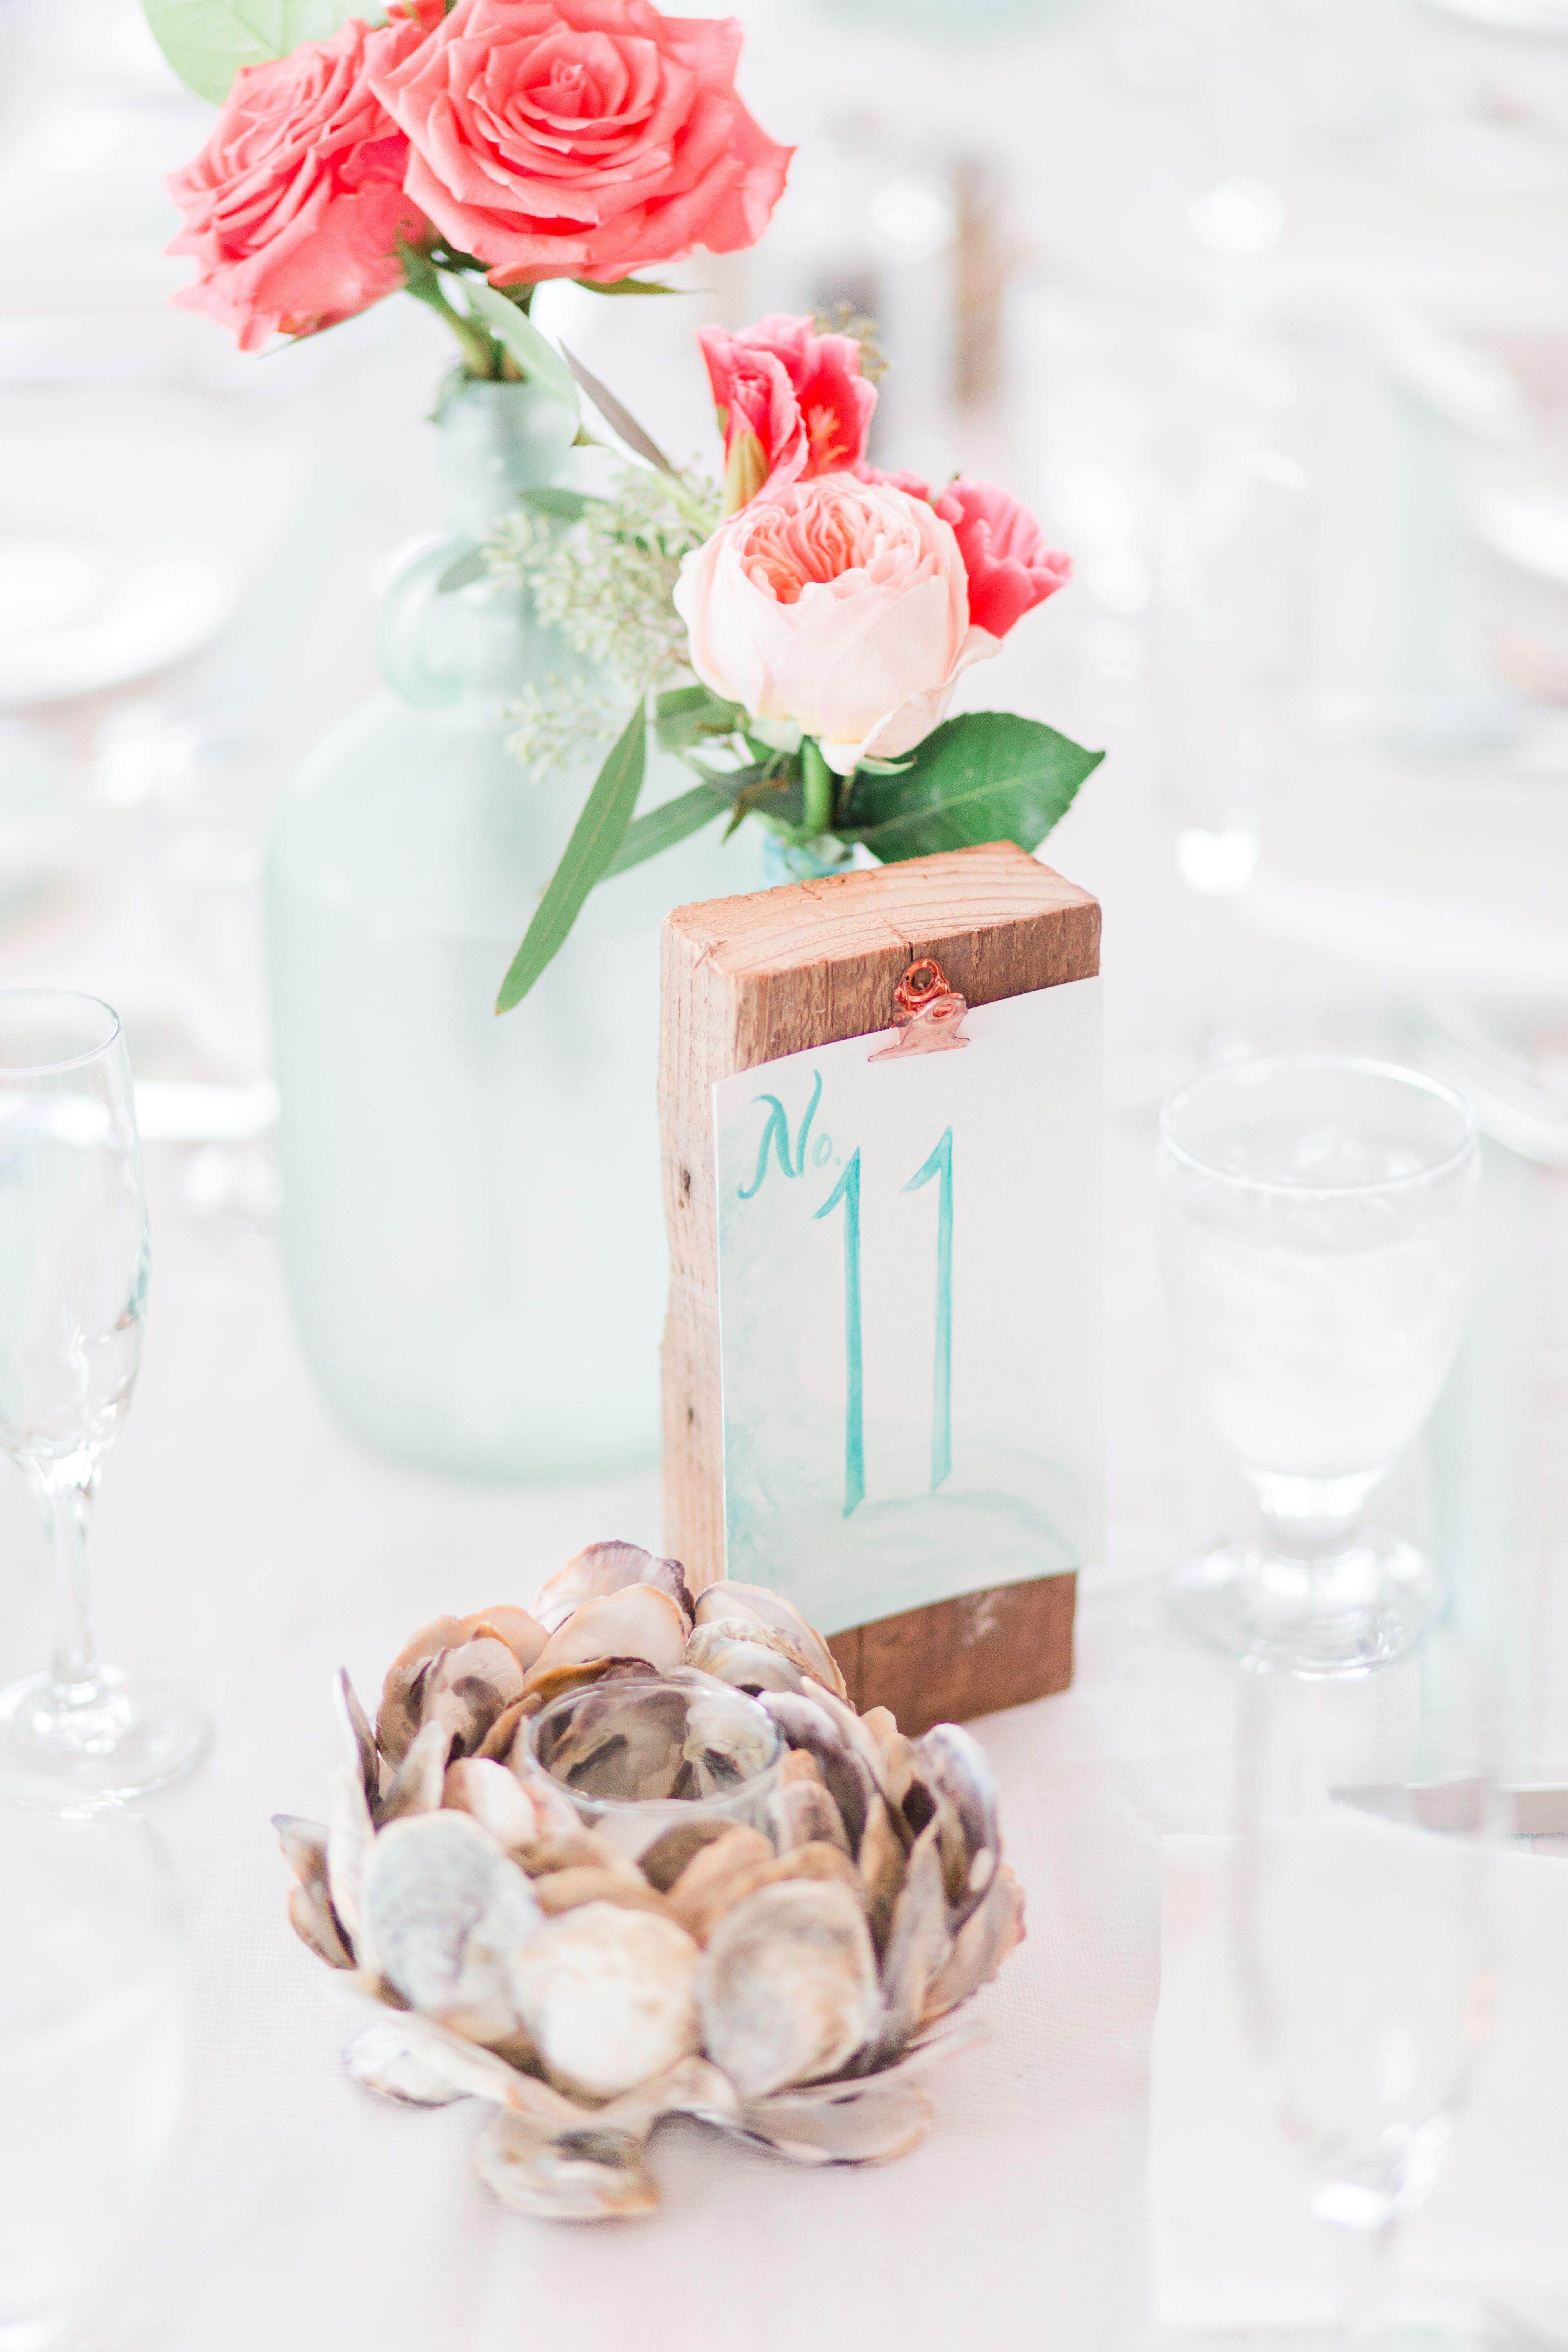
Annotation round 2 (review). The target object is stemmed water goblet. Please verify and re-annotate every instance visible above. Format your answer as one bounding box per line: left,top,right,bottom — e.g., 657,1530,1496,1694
1235,1627,1497,2341
1156,1055,1480,1672
0,989,207,1801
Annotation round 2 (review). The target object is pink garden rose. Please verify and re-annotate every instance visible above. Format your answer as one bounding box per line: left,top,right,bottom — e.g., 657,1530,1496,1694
674,473,997,775
167,15,431,353
697,313,878,513
368,0,792,287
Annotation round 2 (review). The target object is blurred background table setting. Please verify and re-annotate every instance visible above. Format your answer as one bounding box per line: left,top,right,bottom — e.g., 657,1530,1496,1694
1,0,1567,2344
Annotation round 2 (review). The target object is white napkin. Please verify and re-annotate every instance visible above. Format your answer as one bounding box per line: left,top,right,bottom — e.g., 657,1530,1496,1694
1149,1835,1568,2341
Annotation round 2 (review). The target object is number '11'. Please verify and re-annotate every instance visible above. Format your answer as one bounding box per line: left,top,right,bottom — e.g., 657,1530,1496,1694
814,1128,953,1518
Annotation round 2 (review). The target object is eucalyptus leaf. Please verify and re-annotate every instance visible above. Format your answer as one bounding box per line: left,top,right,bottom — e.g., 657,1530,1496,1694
574,278,681,297
521,486,597,521
438,548,489,593
836,712,1103,863
495,705,645,1013
601,783,729,880
462,280,580,421
143,0,361,102
560,345,676,477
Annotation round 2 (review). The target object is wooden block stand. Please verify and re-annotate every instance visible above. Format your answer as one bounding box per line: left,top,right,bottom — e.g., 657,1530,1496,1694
659,841,1100,1735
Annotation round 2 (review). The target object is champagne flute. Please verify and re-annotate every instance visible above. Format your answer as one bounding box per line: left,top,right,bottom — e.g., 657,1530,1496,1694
0,990,207,1800
1235,1628,1497,2337
0,1805,188,2349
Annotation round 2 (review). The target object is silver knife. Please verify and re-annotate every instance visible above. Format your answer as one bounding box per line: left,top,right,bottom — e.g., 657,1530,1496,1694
1334,1780,1568,1837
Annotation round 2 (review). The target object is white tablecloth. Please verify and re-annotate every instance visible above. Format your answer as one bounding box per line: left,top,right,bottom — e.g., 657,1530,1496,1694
0,1075,1545,2352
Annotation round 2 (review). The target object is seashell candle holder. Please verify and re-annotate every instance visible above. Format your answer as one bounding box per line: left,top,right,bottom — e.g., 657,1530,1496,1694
274,1544,1026,2221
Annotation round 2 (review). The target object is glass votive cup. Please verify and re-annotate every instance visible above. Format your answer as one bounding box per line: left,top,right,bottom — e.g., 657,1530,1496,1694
525,1673,784,1864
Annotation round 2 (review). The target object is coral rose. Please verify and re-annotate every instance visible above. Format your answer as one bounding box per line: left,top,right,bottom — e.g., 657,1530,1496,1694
166,15,431,354
942,478,1071,639
697,313,877,513
368,0,792,287
857,466,1071,641
674,473,998,776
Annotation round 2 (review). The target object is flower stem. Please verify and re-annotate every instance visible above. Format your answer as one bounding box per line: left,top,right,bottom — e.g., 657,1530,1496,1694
403,265,501,379
801,737,835,837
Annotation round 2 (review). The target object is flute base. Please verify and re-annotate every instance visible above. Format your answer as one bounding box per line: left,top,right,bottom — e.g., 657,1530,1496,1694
1170,1531,1440,1676
0,1666,209,1806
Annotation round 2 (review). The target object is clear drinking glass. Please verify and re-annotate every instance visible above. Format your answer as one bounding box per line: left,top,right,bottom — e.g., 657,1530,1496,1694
1235,1629,1497,2339
1156,1055,1479,1671
0,991,208,1800
527,1674,784,1864
0,1807,188,2350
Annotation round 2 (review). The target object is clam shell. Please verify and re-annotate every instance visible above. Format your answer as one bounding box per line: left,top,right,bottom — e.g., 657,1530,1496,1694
699,1878,881,2100
873,1820,951,2065
509,1902,702,2103
758,1691,878,1854
522,1588,688,1695
343,2019,466,2108
682,1622,809,1697
532,1869,678,1922
693,1584,848,1699
422,1637,527,1761
516,1828,646,1884
476,2109,658,2221
677,1840,864,1945
274,1814,328,1891
325,1760,376,1967
362,1810,541,2046
532,1541,695,1635
377,1617,472,1764
379,1716,450,1825
637,1816,734,1893
442,1756,544,1852
856,1793,908,1955
664,1826,773,1936
921,1861,1026,2024
767,1751,851,1855
913,1722,1000,1924
287,1878,353,1970
742,2074,933,2165
336,1670,382,1813
376,1610,548,1766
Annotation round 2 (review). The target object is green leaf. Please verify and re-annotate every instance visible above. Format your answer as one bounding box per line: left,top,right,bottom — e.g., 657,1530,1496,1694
560,344,676,476
438,548,489,593
601,783,729,879
654,683,745,752
836,712,1104,863
143,0,360,102
574,277,681,297
521,486,597,522
495,705,646,1013
462,280,580,421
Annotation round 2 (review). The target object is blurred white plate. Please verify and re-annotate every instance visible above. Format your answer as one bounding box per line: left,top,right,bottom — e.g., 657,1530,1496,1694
1426,0,1568,29
0,540,237,708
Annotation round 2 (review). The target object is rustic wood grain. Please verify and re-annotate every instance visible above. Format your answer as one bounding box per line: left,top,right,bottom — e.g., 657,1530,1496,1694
658,841,1100,1725
826,1574,1077,1738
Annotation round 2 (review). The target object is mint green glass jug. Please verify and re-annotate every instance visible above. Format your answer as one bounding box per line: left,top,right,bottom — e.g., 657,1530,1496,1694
265,381,758,1479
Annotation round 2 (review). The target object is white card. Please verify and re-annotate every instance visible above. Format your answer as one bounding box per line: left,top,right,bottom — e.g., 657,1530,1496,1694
713,978,1104,1636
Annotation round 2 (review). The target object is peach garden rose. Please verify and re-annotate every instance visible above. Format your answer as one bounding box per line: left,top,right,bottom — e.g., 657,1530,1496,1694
673,470,1069,775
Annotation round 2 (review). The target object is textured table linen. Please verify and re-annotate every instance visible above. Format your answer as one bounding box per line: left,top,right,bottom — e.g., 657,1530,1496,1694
1151,1836,1568,2341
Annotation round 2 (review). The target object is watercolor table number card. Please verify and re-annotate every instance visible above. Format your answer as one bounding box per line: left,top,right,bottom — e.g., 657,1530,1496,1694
660,843,1105,1732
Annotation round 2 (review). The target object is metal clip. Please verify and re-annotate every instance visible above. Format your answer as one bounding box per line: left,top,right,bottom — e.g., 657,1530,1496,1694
868,958,970,1061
